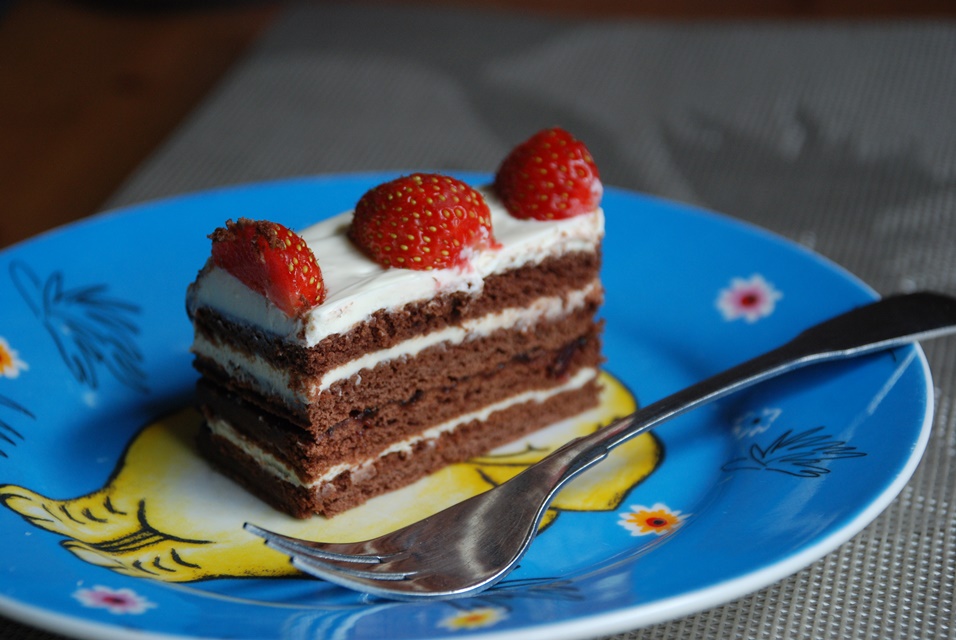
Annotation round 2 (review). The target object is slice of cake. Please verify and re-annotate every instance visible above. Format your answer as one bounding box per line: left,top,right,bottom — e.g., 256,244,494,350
187,128,606,518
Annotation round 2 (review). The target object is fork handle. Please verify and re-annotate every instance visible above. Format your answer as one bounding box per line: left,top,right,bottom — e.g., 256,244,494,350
537,292,956,490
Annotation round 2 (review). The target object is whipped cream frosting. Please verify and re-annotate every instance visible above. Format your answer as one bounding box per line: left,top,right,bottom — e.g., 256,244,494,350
188,187,604,348
192,280,602,404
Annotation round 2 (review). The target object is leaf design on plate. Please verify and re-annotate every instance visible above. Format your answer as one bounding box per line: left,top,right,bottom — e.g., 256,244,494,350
722,426,866,478
0,394,33,458
9,261,147,393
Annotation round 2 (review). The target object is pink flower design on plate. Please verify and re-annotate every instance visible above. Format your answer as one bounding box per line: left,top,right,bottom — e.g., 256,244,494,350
73,585,156,615
716,275,782,322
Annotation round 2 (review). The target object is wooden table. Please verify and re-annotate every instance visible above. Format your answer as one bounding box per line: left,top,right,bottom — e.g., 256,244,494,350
1,0,952,249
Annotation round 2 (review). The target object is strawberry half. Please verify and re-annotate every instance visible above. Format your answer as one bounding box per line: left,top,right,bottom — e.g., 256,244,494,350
494,127,602,220
210,218,325,316
349,173,495,270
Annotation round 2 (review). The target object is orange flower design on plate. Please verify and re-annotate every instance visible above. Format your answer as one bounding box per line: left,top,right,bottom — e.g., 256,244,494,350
0,338,28,379
437,606,507,631
619,503,686,536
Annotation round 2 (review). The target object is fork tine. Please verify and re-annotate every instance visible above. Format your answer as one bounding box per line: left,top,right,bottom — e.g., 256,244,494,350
243,523,391,564
291,553,414,582
245,522,418,591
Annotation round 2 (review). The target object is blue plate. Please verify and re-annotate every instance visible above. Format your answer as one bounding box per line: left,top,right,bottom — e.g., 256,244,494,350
0,174,932,639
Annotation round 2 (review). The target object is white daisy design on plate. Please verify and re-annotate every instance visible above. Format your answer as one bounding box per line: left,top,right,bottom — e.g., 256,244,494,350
733,407,783,439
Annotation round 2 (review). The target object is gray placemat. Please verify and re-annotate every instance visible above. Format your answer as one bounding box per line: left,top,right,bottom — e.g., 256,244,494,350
7,4,955,639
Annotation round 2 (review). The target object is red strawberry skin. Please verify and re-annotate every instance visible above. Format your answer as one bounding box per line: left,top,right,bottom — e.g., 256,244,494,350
349,173,495,270
210,218,325,316
494,127,602,220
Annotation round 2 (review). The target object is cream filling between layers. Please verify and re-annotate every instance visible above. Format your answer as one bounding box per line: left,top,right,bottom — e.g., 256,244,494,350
206,366,598,489
187,188,604,348
192,280,602,404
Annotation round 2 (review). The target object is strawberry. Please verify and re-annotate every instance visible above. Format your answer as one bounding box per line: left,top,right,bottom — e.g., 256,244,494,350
210,218,325,316
349,173,495,270
494,127,602,220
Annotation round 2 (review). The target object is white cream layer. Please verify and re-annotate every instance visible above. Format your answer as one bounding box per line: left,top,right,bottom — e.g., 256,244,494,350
207,366,598,488
188,187,604,347
193,280,602,404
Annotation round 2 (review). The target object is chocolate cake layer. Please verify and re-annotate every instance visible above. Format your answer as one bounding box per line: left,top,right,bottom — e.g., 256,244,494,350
190,251,601,383
197,380,600,518
194,295,603,428
196,331,602,481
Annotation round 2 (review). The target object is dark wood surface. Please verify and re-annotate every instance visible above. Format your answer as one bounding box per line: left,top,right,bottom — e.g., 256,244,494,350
1,0,953,248
0,0,278,248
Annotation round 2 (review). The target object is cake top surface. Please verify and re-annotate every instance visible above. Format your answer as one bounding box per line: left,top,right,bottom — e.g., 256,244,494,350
189,127,606,347
189,187,604,346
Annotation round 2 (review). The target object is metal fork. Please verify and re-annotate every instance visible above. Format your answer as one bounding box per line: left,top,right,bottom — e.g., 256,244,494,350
245,291,956,601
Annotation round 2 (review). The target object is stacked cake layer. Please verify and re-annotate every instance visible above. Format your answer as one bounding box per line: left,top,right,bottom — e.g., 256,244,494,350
187,187,604,518
187,188,604,517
